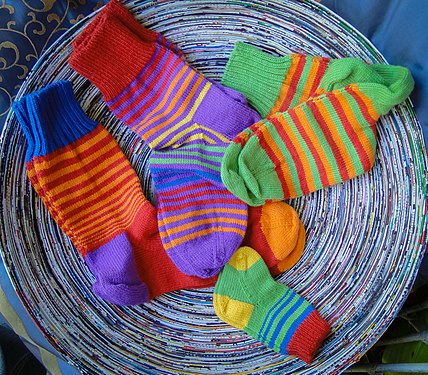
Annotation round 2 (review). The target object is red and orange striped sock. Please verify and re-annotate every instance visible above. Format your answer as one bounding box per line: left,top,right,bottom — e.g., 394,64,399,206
221,52,414,205
13,80,304,304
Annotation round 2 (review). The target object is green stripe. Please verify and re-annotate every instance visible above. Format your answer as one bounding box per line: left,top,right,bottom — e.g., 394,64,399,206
284,110,324,190
263,293,301,344
264,120,304,197
179,144,228,153
300,99,342,183
323,95,365,176
151,157,221,172
343,90,377,151
289,56,314,108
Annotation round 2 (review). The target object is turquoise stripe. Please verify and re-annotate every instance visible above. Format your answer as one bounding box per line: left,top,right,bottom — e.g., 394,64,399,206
280,304,314,353
259,288,294,342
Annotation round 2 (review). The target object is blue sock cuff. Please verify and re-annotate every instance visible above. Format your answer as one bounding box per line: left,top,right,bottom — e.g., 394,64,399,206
13,80,98,161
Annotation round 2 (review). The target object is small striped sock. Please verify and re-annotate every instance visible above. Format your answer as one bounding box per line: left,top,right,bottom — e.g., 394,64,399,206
221,61,414,206
214,246,330,364
69,13,262,277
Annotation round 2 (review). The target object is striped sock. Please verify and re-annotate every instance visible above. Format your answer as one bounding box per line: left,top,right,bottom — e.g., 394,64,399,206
69,13,261,277
221,60,414,205
214,246,330,364
14,81,305,302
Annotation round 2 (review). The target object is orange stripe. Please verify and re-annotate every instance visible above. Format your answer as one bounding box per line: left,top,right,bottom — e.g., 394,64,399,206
160,207,247,225
30,128,108,172
256,123,296,198
35,154,131,199
159,217,247,238
133,66,197,135
80,202,143,248
294,106,337,187
334,90,376,167
270,55,301,114
162,227,246,250
314,97,356,180
59,172,141,220
72,186,145,237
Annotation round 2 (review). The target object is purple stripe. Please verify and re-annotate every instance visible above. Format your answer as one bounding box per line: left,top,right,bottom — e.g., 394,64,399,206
151,153,221,168
131,60,194,130
116,49,185,126
156,183,230,197
159,193,240,207
107,44,163,107
158,212,248,232
160,222,247,242
158,202,247,216
143,76,209,145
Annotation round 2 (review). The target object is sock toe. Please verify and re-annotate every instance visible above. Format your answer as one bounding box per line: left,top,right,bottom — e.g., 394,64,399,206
92,281,149,306
166,231,243,278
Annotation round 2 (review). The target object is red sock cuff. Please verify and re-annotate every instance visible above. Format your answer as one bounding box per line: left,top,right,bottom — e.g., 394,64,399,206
69,13,156,101
287,309,330,364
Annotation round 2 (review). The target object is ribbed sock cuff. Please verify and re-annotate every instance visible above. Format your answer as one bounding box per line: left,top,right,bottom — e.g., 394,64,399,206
69,13,156,101
222,42,293,117
13,80,98,161
287,309,330,364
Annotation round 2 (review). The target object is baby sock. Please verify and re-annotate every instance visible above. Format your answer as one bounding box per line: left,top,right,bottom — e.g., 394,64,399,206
221,55,414,205
69,13,261,277
214,246,330,364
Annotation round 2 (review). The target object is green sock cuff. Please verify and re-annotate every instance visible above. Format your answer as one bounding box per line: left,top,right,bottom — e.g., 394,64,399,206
222,42,293,117
320,59,414,114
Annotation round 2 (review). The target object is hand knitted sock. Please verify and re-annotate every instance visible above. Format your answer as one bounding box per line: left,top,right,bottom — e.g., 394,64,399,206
69,13,261,277
221,63,414,205
14,80,303,304
214,246,330,364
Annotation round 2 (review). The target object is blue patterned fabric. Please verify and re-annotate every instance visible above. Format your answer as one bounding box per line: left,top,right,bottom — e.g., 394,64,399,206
0,0,107,131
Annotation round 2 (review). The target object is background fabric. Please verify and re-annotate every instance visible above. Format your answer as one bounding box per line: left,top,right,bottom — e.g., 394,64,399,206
321,0,428,149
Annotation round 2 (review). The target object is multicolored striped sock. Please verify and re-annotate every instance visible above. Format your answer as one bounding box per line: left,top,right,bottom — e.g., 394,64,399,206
214,246,330,364
221,56,414,205
69,13,261,277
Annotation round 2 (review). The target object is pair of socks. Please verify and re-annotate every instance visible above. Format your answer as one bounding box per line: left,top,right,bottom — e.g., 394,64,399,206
70,1,310,278
13,80,305,306
220,42,414,205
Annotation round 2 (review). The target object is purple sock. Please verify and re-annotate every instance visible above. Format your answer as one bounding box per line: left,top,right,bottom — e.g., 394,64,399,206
68,14,260,277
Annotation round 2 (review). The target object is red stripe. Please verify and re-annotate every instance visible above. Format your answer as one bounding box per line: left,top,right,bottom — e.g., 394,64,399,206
254,119,291,198
60,173,141,219
49,160,135,209
35,141,126,192
160,188,236,203
306,99,350,182
267,114,310,195
308,57,330,97
279,55,307,112
345,86,377,125
30,126,108,168
158,181,215,197
326,91,373,171
288,108,330,188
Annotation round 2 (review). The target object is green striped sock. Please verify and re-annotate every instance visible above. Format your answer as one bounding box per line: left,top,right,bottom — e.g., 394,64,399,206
221,61,414,206
213,246,330,364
